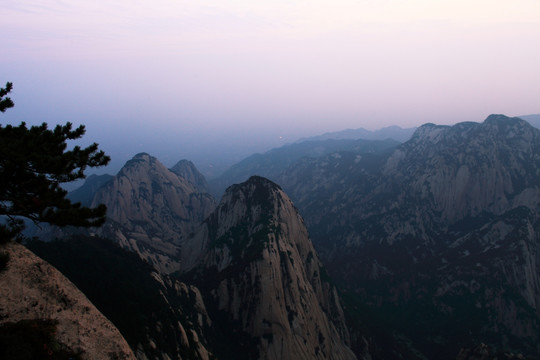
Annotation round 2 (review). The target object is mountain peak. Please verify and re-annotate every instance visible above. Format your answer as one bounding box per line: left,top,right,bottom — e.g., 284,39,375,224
481,114,534,135
410,114,533,146
409,123,449,144
226,175,283,205
485,113,511,121
382,113,540,223
130,152,154,162
232,175,282,191
170,159,209,193
134,152,151,158
120,152,159,172
182,176,290,272
181,176,357,359
91,153,217,273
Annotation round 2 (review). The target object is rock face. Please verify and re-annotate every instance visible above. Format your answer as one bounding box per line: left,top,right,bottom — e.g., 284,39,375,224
171,159,211,193
276,115,540,358
382,115,540,222
182,176,358,360
91,153,216,273
26,236,215,360
0,242,136,360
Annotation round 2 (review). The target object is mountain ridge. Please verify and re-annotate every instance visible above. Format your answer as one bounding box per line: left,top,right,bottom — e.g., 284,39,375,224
91,152,217,273
208,138,399,198
275,114,540,358
181,176,360,360
295,125,417,143
34,113,540,359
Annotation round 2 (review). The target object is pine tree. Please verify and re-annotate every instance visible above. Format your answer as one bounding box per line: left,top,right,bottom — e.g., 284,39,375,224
0,82,14,113
0,82,110,242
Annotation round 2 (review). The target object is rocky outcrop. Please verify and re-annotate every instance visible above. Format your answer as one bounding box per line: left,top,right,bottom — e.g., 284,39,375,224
167,280,214,360
182,176,358,360
0,242,135,360
132,272,215,360
91,153,216,273
383,115,540,222
26,235,215,360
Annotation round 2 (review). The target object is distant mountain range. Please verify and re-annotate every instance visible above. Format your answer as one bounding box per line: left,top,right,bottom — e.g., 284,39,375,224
518,113,540,129
208,138,400,198
5,113,540,359
296,125,417,143
276,114,540,358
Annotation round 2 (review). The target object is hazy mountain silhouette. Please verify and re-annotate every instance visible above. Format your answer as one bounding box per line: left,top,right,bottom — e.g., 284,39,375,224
208,138,399,198
296,125,416,143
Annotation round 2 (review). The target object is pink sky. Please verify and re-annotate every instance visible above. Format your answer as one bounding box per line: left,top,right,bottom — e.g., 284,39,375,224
1,0,540,172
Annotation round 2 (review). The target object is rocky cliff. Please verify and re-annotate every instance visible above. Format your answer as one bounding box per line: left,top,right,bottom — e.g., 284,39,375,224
181,176,359,360
91,153,216,273
382,115,540,222
171,159,211,193
27,236,215,360
0,242,136,360
276,115,540,358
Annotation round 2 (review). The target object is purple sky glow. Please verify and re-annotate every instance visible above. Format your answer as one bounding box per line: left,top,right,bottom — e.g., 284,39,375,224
1,0,539,174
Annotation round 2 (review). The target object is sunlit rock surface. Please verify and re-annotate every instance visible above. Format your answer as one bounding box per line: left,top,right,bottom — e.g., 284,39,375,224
0,242,136,360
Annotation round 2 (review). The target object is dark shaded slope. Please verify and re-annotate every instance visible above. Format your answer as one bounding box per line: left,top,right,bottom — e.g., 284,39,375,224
67,174,113,207
209,138,399,198
27,236,214,360
277,115,540,359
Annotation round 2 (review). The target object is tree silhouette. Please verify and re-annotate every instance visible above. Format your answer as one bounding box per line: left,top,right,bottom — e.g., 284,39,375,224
0,82,14,113
0,82,110,242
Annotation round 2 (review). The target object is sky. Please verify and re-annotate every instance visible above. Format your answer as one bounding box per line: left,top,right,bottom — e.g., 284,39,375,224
1,0,540,175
